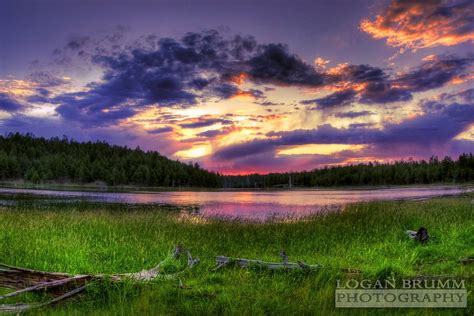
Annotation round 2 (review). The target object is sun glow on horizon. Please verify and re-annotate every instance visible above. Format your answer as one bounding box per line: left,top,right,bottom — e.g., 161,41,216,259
276,144,367,156
174,144,212,159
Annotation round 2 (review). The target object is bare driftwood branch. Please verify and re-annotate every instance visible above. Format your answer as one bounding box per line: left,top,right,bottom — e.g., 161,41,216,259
0,246,198,313
214,251,363,274
214,252,321,271
0,275,91,300
0,285,88,313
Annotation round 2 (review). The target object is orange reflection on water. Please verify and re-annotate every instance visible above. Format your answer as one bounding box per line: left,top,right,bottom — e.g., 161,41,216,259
0,186,471,221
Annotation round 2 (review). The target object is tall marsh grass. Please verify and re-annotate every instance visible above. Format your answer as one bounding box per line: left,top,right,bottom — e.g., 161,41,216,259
0,194,472,315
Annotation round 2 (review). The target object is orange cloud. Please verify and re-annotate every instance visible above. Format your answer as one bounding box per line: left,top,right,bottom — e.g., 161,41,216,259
314,57,330,69
360,0,474,51
228,72,249,85
230,90,255,100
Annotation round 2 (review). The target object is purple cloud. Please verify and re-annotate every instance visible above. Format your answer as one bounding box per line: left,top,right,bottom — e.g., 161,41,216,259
0,93,24,112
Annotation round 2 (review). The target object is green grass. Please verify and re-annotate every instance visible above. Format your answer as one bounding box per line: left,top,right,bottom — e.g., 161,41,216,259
0,194,473,315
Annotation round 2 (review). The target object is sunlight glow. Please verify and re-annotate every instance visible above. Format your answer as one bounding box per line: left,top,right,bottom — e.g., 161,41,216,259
276,144,366,156
174,144,212,159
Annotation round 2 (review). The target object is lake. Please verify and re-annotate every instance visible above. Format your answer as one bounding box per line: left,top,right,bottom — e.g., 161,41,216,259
0,185,471,220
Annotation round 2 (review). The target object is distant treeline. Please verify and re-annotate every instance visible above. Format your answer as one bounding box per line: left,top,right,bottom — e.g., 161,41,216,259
0,133,473,188
0,133,221,187
223,154,474,188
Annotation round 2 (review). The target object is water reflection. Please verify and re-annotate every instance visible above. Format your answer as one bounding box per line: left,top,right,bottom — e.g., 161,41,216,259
0,186,471,220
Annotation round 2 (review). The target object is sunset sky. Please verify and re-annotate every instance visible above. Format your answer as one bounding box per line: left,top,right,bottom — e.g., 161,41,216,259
0,0,473,174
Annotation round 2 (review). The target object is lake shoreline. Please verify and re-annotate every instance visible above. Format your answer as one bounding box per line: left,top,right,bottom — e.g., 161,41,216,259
1,180,473,194
1,184,472,221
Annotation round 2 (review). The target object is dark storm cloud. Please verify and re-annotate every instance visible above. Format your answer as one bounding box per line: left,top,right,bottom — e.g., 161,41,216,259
358,55,474,104
358,82,413,104
48,30,334,125
336,64,389,83
36,28,472,126
301,89,357,108
394,55,474,91
245,43,325,86
53,90,137,126
0,93,24,112
300,55,474,107
212,84,240,99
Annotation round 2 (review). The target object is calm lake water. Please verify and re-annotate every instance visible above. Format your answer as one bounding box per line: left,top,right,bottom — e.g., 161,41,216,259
0,186,471,220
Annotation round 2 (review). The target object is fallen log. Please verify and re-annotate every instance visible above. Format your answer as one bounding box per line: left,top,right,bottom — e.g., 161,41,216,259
0,285,88,313
0,246,198,313
214,251,321,271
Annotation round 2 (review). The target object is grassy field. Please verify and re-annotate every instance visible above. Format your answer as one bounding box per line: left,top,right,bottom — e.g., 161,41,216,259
0,194,473,315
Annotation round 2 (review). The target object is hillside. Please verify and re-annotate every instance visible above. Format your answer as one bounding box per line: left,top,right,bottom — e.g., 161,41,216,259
0,133,221,188
223,154,474,188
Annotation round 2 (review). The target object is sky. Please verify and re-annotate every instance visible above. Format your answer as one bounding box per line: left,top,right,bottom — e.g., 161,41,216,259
0,0,473,174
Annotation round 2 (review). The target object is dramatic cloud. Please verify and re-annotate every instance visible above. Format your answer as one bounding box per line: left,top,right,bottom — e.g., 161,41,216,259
301,55,474,107
45,30,334,126
23,28,470,128
333,64,389,83
213,101,474,164
245,44,325,86
0,93,24,112
359,82,413,104
3,24,473,174
361,0,474,51
394,55,474,91
301,89,357,108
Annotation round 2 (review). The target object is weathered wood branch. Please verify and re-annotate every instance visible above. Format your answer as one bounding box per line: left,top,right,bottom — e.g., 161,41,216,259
0,246,198,313
0,263,73,290
0,275,91,300
0,285,88,313
214,255,321,270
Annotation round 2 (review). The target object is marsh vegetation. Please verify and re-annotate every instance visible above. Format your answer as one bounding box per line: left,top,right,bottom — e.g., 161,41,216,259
0,193,472,314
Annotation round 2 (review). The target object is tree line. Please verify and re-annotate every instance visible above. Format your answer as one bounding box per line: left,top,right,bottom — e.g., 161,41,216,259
0,133,472,188
223,154,474,188
0,133,221,187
